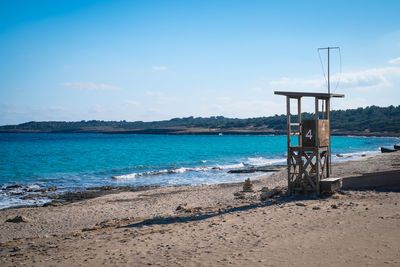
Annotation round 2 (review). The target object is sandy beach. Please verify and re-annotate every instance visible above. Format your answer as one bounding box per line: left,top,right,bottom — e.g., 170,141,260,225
0,152,399,266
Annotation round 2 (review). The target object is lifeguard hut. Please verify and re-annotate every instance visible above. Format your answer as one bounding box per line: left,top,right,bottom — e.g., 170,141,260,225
274,91,344,195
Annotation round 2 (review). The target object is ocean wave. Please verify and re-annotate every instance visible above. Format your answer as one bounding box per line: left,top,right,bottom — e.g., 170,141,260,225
112,169,168,180
112,162,249,180
216,163,245,169
332,150,379,162
0,192,51,210
246,157,286,166
112,167,208,180
111,149,378,181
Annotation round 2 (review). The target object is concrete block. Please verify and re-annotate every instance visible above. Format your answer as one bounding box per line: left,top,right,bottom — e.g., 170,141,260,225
320,177,342,194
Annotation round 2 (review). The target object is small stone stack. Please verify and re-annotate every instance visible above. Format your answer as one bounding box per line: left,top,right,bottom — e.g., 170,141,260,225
242,178,254,192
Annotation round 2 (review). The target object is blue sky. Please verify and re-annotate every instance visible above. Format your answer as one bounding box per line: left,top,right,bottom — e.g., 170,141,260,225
1,0,400,125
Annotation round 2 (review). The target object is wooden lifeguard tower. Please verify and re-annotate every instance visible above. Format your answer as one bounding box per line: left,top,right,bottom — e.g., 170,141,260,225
274,91,344,195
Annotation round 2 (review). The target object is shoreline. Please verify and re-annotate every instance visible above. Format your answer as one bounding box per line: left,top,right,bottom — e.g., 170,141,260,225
0,148,382,211
0,148,391,211
1,130,400,137
0,152,399,266
0,152,399,237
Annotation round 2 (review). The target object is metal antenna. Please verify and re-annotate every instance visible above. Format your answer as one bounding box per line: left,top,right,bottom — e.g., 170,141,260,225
317,47,340,94
317,46,340,176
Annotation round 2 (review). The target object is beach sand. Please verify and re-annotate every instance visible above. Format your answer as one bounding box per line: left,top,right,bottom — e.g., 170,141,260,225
0,152,399,266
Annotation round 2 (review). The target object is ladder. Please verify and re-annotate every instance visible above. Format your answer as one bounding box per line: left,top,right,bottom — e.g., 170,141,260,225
286,96,302,147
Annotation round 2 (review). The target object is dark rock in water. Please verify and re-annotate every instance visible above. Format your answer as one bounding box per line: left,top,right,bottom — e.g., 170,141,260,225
31,187,57,193
43,201,64,207
34,185,160,205
5,185,23,190
20,193,48,200
229,168,257,173
9,192,24,196
361,154,366,157
336,154,344,157
87,186,114,191
228,165,285,174
41,186,57,192
6,215,31,223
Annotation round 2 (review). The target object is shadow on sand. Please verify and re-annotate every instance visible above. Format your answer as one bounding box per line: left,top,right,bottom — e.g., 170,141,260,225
120,181,400,229
120,193,321,229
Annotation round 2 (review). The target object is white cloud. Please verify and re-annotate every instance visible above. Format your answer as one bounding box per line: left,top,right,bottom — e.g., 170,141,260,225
388,57,400,64
218,97,232,102
152,66,168,72
124,100,140,106
270,67,400,91
332,97,369,110
249,87,265,93
62,82,120,91
145,91,177,103
48,106,68,111
145,91,164,97
270,77,323,88
338,67,400,89
208,99,285,118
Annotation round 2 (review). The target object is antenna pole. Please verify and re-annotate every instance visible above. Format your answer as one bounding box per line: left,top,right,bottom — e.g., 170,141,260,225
328,47,330,94
317,46,340,177
318,46,339,94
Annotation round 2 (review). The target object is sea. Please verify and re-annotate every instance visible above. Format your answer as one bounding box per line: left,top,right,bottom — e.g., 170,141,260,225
0,133,399,209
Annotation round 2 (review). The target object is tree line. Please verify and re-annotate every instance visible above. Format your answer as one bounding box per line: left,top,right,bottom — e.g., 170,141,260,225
1,105,399,134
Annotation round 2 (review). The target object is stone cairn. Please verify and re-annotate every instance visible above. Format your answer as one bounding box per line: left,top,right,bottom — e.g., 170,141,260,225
242,178,254,192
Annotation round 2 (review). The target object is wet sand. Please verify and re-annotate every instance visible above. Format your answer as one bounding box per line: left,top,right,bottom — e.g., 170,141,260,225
0,152,399,266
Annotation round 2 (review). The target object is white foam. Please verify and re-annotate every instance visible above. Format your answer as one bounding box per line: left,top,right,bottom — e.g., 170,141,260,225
171,167,187,174
112,162,248,180
27,184,41,190
113,158,286,181
190,166,213,171
246,157,286,166
112,168,190,180
0,195,51,210
216,163,245,169
112,173,138,180
332,150,379,162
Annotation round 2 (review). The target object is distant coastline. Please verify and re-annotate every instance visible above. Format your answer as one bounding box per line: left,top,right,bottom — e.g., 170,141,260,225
0,128,399,137
1,105,399,137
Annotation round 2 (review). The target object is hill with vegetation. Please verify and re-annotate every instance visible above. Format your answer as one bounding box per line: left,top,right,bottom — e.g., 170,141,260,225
1,105,399,136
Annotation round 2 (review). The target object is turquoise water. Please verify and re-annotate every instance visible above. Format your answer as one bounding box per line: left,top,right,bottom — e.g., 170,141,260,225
0,133,399,208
